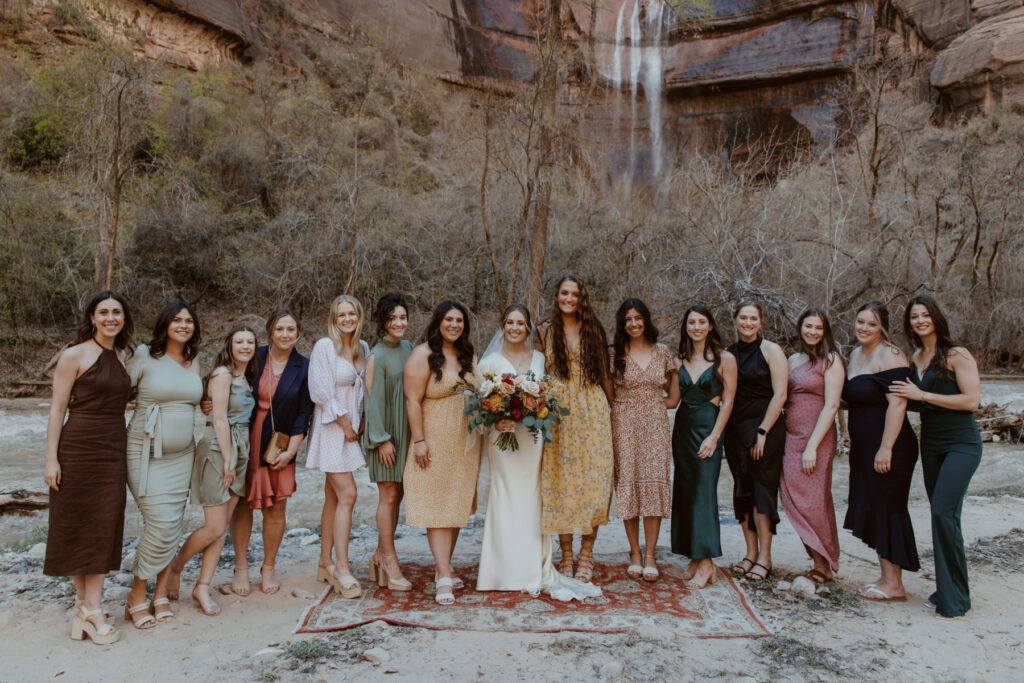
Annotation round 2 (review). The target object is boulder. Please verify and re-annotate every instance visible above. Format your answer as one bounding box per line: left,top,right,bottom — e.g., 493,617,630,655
931,8,1024,113
887,0,972,49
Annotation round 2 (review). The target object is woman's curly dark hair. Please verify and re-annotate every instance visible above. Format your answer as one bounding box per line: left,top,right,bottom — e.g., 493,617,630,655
904,295,958,377
423,300,474,382
546,275,608,386
148,301,200,363
374,292,408,341
612,298,658,379
73,290,135,358
678,305,724,380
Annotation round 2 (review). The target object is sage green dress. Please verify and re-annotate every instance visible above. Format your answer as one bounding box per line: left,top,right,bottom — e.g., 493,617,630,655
671,365,724,560
362,339,413,483
126,344,203,579
192,379,255,506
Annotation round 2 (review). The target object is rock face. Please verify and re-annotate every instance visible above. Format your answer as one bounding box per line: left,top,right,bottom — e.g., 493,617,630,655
127,0,1024,159
931,7,1024,113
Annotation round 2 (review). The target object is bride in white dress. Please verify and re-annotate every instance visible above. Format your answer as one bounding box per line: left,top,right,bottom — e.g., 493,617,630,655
475,305,602,602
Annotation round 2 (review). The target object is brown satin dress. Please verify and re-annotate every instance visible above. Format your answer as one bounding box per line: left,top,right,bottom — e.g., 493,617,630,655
44,347,131,576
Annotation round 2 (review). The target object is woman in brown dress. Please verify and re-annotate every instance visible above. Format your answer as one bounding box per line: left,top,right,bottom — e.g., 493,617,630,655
609,299,675,582
44,291,134,645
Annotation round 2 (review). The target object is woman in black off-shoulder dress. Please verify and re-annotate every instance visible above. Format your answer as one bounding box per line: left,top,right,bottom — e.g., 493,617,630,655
843,302,919,602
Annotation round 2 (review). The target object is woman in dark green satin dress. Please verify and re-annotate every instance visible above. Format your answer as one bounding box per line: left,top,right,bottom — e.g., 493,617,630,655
668,306,737,589
890,296,981,618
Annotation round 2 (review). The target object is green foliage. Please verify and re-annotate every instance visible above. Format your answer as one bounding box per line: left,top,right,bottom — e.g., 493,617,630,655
55,0,98,39
3,113,67,169
0,173,91,330
288,639,331,661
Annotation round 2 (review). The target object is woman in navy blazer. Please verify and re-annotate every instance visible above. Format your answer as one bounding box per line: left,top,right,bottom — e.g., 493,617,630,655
229,309,313,596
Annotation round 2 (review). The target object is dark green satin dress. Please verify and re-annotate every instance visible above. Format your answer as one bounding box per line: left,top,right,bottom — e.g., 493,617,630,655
910,366,981,617
671,366,724,560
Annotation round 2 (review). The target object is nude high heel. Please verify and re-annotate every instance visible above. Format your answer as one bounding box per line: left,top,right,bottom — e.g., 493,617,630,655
316,564,335,583
72,606,119,645
371,553,412,592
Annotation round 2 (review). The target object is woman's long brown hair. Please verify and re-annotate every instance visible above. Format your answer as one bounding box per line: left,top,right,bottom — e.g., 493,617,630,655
546,276,608,386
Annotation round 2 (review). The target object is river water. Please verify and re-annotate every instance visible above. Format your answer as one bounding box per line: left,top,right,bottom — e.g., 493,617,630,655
2,381,1022,547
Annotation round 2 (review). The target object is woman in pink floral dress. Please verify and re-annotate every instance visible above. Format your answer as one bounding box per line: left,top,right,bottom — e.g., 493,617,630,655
609,299,676,582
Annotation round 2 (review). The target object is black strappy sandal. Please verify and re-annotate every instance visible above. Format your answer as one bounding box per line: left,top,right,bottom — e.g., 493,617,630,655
745,562,772,582
731,557,755,576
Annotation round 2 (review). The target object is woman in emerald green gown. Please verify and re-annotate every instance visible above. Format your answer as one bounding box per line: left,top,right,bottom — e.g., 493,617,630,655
890,296,981,618
668,306,737,589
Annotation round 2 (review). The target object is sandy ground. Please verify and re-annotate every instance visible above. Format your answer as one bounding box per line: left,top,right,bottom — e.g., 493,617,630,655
1,400,1023,682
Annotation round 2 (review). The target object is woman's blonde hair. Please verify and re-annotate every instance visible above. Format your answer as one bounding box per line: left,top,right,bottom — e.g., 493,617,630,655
327,294,364,362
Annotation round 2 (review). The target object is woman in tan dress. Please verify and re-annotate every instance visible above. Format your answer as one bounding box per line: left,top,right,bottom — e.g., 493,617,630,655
403,301,479,605
609,299,675,582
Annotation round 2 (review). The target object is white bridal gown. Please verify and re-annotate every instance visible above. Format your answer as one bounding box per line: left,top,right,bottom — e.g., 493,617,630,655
475,350,602,601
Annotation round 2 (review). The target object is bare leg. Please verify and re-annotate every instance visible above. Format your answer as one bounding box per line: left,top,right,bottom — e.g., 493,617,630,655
427,528,456,579
751,510,774,575
375,482,401,557
325,473,358,578
642,517,662,555
623,518,641,555
191,498,236,615
320,480,337,571
260,500,287,593
80,574,111,631
231,504,253,596
733,513,759,575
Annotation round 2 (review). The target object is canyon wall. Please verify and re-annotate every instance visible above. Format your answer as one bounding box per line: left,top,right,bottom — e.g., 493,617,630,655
115,0,1024,163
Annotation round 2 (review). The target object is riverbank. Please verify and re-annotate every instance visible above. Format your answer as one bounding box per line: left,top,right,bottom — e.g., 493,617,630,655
1,398,1022,681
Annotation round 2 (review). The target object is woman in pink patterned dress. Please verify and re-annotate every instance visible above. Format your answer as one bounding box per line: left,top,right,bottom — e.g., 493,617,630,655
780,308,844,583
307,295,369,599
609,299,676,582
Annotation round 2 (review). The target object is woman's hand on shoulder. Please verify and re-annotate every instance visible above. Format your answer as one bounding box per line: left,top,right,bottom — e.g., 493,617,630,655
880,344,910,370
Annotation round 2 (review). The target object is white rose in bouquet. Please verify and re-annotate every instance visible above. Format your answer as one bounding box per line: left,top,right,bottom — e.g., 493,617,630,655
478,379,495,397
513,374,526,387
522,380,541,397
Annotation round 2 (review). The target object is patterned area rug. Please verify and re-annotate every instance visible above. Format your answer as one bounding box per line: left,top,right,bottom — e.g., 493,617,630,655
295,553,770,638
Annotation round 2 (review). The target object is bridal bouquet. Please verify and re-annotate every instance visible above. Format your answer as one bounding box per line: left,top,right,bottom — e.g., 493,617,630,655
462,370,569,452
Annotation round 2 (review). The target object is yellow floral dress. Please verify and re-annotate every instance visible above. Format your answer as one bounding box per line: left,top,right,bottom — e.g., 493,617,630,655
541,339,614,535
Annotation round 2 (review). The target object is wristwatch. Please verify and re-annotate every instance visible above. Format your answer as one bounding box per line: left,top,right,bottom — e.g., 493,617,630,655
756,427,767,436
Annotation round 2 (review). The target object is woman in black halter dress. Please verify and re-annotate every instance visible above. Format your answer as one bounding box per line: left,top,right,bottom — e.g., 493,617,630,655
723,302,788,581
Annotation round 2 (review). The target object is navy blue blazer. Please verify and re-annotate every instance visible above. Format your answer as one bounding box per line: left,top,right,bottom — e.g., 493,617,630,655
251,345,313,450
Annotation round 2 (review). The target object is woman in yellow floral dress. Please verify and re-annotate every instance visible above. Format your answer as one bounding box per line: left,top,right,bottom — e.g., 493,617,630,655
538,276,615,583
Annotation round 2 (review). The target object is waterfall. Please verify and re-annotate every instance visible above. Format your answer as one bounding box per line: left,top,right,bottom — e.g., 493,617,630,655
609,0,666,181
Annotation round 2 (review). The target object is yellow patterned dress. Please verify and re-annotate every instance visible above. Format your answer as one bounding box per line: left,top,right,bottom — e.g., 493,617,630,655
541,339,614,535
403,366,480,528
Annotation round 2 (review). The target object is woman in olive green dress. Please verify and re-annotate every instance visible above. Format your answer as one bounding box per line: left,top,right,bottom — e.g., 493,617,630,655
363,293,414,591
890,296,981,618
167,326,258,616
668,306,737,589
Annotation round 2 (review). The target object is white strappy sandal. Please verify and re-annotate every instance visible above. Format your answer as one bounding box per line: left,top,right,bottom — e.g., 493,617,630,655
72,606,119,645
435,577,456,606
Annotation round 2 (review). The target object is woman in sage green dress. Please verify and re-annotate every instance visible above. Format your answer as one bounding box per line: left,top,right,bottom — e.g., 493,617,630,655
891,296,981,618
363,293,414,591
124,302,203,629
167,326,258,617
669,306,736,590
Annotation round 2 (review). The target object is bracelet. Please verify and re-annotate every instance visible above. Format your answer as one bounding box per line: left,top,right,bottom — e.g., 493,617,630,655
414,439,425,445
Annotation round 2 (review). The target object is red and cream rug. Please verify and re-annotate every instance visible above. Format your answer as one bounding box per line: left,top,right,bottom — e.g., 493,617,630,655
295,553,769,638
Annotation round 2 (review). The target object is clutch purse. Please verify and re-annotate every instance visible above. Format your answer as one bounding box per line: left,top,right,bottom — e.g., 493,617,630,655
261,400,290,466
